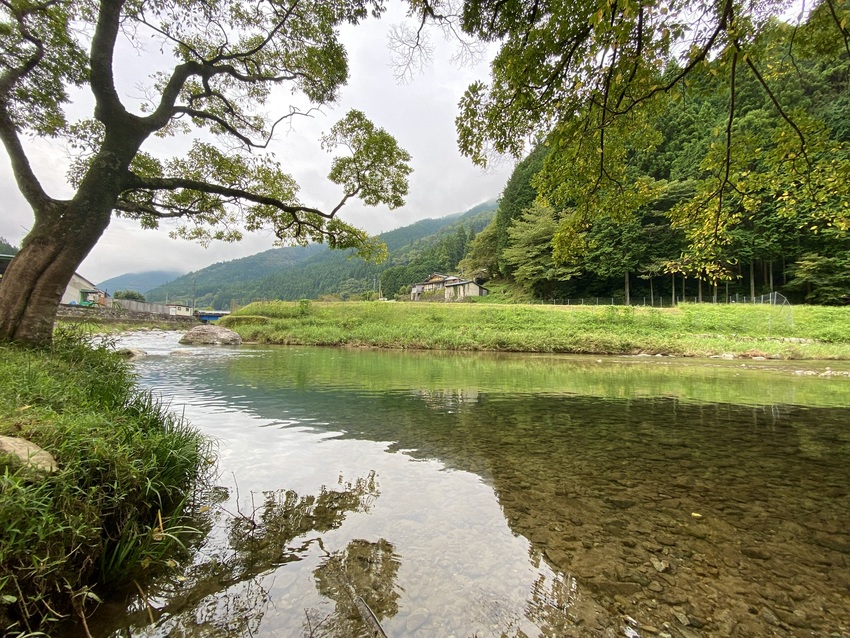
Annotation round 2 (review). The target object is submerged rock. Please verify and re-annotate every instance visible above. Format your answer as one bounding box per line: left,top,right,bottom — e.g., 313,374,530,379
114,348,147,358
0,435,58,474
179,325,242,346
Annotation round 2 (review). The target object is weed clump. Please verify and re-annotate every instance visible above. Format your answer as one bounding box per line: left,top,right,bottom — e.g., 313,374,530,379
0,329,212,636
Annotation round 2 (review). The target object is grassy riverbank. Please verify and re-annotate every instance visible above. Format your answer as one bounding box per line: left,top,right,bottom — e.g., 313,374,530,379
221,301,850,359
0,331,211,635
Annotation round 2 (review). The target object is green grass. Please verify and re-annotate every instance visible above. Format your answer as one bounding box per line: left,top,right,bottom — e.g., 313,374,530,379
0,328,212,636
220,301,850,359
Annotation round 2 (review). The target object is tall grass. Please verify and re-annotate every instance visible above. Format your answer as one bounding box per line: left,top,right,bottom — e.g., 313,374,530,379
0,329,213,636
219,301,850,359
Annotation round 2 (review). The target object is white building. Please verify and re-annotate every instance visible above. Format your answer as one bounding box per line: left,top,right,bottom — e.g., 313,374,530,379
445,280,489,301
61,272,107,306
167,304,193,316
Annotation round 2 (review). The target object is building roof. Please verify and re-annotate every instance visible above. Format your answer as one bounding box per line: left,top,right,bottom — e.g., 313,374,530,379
415,273,461,285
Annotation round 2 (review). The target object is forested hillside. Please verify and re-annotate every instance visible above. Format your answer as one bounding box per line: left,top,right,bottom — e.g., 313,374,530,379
461,20,850,305
0,238,18,254
146,202,497,308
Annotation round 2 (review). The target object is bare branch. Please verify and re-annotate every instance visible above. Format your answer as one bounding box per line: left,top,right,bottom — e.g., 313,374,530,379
389,0,484,84
742,53,812,171
715,49,738,241
172,107,259,147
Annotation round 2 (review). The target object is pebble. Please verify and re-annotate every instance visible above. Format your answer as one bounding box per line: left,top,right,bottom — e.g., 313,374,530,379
761,607,780,625
651,557,670,573
673,609,690,625
741,547,771,560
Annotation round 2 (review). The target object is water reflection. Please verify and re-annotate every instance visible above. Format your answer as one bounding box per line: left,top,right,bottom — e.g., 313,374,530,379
99,336,850,638
309,538,401,638
83,475,382,637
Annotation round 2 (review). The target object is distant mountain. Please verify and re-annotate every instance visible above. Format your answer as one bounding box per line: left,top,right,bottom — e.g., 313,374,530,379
146,201,498,308
98,270,185,295
145,243,326,306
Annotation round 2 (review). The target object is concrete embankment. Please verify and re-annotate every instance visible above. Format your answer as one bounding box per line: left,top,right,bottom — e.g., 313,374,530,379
56,304,198,326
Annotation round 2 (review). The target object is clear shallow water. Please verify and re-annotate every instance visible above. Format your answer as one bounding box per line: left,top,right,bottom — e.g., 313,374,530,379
82,331,850,637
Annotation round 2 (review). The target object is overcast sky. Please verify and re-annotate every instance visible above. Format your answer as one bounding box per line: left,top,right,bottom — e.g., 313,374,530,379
0,4,513,284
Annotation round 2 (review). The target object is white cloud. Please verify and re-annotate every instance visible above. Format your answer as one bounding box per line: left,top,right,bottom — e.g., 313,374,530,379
0,5,512,284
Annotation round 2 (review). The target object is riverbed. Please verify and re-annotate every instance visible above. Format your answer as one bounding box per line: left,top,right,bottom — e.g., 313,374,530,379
80,330,850,637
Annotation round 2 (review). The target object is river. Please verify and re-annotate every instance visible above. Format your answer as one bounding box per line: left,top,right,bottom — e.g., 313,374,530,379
81,330,850,638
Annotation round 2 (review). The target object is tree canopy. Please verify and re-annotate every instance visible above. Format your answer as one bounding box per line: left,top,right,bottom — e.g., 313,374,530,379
409,0,850,275
113,289,145,302
0,0,412,345
457,18,850,305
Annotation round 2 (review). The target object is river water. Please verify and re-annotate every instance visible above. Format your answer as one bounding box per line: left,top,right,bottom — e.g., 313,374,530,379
83,330,850,638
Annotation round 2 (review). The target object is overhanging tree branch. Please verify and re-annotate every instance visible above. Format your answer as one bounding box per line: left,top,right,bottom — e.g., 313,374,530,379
0,106,52,210
125,175,335,219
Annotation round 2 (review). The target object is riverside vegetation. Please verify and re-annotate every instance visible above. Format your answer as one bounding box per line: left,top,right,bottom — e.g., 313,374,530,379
220,300,850,359
0,330,211,636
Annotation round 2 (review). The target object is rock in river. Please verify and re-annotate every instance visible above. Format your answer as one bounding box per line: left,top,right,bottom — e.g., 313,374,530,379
179,325,242,346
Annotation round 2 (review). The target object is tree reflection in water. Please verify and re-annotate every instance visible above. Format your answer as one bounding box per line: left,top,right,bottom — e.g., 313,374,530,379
87,474,387,637
305,538,401,638
223,472,380,580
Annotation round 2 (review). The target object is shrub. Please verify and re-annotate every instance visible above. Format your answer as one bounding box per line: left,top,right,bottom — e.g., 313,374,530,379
218,315,270,327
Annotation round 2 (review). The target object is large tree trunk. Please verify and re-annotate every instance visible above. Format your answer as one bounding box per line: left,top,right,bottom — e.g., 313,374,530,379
624,271,630,305
0,201,112,347
0,115,142,347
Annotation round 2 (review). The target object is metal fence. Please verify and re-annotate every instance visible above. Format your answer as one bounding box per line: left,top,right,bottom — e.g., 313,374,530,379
108,298,173,315
538,292,791,307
